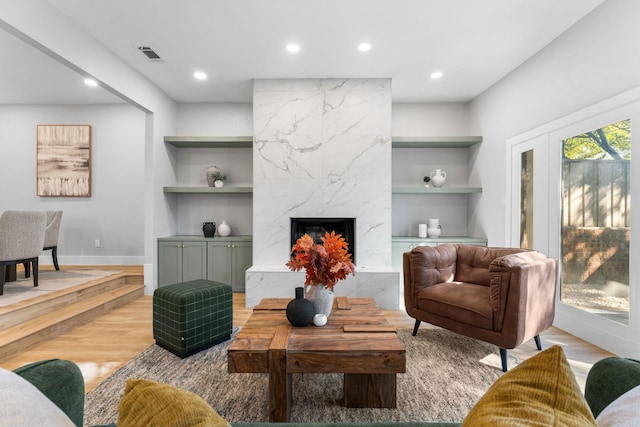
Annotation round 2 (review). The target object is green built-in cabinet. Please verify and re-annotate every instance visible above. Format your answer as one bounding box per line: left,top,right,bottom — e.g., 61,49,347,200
207,240,253,292
157,239,207,287
158,236,252,291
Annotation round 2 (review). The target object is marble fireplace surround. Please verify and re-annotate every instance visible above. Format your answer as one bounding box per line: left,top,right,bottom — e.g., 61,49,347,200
245,78,399,309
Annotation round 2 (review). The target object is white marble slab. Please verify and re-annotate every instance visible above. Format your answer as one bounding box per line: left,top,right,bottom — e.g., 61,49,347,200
249,78,396,306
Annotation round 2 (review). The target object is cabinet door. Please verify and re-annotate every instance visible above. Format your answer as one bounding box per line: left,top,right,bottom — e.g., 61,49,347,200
207,241,232,286
231,241,252,292
158,241,182,287
182,241,207,283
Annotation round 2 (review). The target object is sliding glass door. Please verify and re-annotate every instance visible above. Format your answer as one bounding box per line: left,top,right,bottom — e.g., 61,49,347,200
507,95,639,357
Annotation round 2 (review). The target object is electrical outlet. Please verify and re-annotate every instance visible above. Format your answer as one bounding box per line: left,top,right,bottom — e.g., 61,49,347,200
95,239,101,248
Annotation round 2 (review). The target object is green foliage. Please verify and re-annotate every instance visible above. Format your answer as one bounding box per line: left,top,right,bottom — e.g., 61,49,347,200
563,119,631,160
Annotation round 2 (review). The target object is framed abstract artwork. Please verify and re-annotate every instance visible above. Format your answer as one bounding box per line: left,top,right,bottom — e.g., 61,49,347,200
37,124,92,197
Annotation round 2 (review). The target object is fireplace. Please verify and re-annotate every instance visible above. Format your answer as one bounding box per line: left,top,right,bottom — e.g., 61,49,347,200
290,217,356,264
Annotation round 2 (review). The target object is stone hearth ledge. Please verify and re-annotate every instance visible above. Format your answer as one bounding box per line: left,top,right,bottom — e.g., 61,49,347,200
245,266,400,310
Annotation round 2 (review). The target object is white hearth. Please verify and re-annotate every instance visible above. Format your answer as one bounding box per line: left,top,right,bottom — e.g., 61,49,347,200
246,78,399,309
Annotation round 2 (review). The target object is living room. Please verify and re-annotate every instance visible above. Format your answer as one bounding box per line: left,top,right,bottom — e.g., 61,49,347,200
1,0,639,424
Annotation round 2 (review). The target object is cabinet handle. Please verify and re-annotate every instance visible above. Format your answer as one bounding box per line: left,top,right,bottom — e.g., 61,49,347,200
231,244,236,248
227,244,231,248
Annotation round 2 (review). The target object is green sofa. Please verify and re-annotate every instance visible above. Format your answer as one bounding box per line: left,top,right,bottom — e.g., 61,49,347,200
6,353,640,426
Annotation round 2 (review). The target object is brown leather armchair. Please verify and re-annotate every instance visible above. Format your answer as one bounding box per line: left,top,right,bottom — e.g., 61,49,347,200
403,244,557,371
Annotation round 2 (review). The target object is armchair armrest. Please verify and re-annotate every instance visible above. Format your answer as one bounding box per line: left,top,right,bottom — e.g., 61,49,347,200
489,251,557,344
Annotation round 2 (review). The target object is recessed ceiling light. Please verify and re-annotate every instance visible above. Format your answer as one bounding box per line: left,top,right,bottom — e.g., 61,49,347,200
430,71,444,80
358,43,372,52
286,43,300,53
194,71,207,81
84,78,98,87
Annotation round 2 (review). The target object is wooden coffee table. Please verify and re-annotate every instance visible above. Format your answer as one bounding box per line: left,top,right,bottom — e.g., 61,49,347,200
227,297,406,422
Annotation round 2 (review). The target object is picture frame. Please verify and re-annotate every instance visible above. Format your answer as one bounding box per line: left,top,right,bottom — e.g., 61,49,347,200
37,124,92,197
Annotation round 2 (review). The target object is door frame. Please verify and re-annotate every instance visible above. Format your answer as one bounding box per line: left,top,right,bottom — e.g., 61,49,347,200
506,87,640,358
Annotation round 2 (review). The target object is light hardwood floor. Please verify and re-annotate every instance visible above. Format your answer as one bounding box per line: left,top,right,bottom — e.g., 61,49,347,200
0,269,615,392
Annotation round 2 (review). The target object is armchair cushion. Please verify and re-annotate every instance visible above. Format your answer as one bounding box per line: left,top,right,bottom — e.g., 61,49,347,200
0,210,46,261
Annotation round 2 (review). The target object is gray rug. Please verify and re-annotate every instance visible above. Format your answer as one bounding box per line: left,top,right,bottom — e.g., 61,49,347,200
84,328,520,425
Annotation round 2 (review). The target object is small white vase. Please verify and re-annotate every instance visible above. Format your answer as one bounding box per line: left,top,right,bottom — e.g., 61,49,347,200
427,218,442,238
430,169,447,187
218,220,231,237
305,284,334,318
214,179,224,187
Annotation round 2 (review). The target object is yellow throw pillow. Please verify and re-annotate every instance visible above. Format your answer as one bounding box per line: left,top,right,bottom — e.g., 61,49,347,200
462,345,597,426
118,378,231,427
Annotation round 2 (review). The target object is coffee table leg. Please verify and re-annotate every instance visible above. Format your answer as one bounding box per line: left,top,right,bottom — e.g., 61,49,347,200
344,373,397,408
268,325,291,422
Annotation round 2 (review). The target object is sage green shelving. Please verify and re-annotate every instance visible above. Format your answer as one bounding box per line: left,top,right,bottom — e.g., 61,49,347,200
163,186,252,193
164,135,253,148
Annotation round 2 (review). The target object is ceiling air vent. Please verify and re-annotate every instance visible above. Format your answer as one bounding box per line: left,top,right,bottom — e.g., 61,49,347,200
137,46,162,61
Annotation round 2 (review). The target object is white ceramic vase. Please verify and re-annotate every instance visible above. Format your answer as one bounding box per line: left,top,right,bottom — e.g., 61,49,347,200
305,284,334,318
427,218,442,238
430,169,447,187
214,179,224,187
218,220,231,237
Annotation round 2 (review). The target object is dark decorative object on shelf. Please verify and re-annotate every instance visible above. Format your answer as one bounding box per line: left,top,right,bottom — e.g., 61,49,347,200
202,222,216,238
286,287,314,327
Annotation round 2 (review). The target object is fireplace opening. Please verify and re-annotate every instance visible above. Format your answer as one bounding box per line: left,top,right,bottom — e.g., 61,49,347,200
290,218,356,264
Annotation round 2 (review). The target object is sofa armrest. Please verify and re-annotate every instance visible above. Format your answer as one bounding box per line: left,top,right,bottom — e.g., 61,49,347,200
13,359,85,427
585,357,640,418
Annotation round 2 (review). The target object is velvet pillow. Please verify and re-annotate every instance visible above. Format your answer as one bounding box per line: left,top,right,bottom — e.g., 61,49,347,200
595,384,640,426
462,345,597,426
117,378,230,427
0,368,75,427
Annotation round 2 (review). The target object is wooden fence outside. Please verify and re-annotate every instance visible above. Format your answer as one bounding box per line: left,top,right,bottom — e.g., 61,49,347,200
562,159,630,227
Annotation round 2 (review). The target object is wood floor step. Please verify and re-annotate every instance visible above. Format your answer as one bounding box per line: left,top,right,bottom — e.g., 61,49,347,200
0,272,143,332
0,283,144,362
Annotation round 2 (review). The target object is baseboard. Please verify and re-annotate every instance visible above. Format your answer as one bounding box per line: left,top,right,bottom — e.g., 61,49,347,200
37,255,146,266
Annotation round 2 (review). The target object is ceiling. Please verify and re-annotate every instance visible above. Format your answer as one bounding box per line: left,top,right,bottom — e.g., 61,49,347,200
0,0,606,105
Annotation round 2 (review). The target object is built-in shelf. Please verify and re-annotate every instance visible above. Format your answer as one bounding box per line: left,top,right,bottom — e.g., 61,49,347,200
392,236,488,245
163,186,253,193
392,136,482,148
392,186,482,194
164,136,253,148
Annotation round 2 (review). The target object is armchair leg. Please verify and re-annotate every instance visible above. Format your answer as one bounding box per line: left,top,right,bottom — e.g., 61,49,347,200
534,334,542,351
0,265,4,295
499,348,508,372
52,246,60,270
23,262,30,278
412,320,421,336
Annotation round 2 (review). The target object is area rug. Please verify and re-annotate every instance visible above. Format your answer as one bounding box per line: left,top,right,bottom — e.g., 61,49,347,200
85,328,520,425
0,269,123,307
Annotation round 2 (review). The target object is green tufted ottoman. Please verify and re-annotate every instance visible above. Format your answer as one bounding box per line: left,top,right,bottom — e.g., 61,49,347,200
153,279,233,357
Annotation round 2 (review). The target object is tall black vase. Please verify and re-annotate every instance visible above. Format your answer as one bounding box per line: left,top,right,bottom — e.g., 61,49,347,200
286,287,314,327
203,222,216,238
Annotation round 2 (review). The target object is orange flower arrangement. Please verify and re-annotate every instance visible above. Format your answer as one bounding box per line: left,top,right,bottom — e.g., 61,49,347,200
286,231,355,291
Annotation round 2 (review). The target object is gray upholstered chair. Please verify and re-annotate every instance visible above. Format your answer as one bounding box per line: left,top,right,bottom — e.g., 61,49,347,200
403,244,557,371
0,210,47,295
43,210,63,270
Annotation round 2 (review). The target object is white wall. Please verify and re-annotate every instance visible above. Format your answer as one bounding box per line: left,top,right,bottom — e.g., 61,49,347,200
0,104,146,264
1,0,178,291
469,0,640,245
